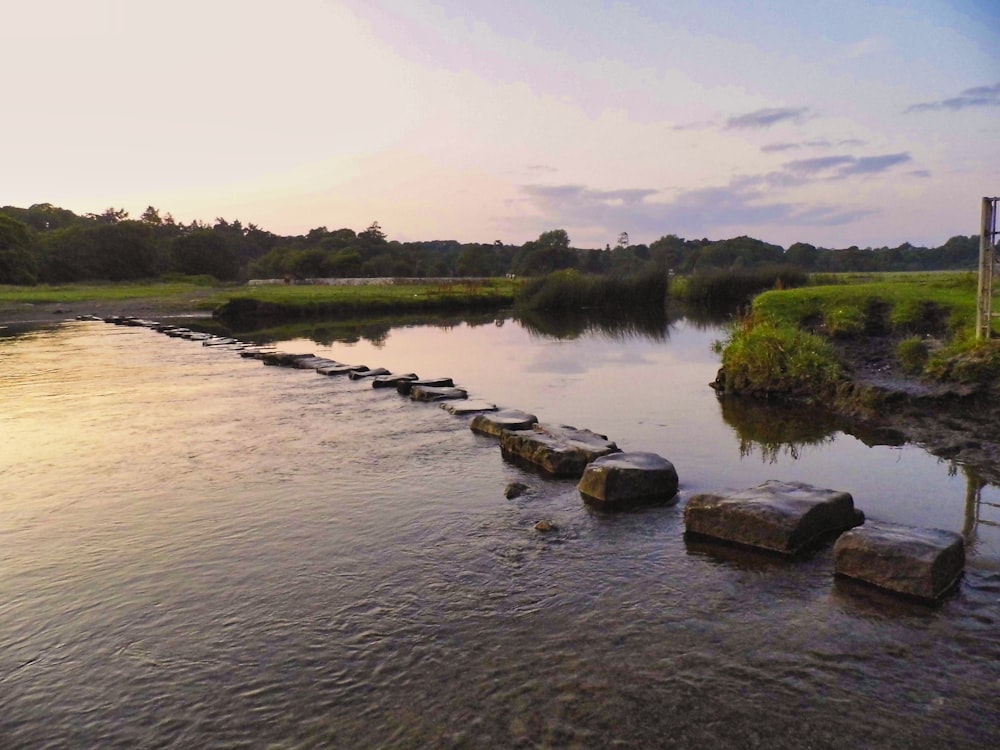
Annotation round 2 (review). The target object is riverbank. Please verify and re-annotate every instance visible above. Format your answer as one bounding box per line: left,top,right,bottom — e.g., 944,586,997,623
712,271,1000,482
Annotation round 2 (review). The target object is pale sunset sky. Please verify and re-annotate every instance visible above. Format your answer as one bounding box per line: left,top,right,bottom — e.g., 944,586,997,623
2,0,998,248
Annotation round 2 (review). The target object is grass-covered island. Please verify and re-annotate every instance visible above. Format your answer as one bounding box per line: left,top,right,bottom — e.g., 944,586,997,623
712,271,1000,480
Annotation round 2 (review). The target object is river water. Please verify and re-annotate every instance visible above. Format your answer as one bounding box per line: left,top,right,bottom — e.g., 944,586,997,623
1,315,999,749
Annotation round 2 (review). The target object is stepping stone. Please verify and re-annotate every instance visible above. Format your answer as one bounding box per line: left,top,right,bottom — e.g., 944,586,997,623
292,356,340,370
578,452,679,510
372,373,419,388
469,409,538,437
348,367,391,380
834,521,965,600
396,377,453,395
203,337,240,346
442,400,497,415
317,363,367,376
500,423,619,478
410,385,468,402
684,480,863,556
181,332,213,341
261,352,315,366
162,328,191,337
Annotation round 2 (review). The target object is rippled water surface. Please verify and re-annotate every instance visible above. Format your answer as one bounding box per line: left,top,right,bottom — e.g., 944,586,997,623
2,318,999,749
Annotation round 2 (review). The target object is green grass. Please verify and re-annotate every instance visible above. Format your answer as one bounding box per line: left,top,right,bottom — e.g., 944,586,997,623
752,271,979,336
0,281,222,305
514,269,666,312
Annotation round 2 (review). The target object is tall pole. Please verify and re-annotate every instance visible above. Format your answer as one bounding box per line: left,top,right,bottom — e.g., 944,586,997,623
976,197,996,340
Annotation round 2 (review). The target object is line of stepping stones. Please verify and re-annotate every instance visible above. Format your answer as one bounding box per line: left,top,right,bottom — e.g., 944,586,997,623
87,314,967,602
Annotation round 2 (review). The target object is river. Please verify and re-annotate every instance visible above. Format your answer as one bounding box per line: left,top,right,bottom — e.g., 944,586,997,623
1,314,998,748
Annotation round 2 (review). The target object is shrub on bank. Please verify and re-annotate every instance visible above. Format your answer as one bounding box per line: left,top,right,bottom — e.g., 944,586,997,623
677,266,808,309
714,315,845,400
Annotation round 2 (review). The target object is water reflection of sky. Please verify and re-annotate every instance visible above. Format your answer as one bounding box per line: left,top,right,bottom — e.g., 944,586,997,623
271,315,1000,561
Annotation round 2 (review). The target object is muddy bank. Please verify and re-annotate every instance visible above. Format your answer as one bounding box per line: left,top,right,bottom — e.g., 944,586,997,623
747,333,1000,485
0,299,211,328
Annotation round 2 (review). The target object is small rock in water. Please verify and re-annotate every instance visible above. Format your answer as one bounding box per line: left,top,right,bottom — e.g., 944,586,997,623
505,482,530,499
534,520,557,533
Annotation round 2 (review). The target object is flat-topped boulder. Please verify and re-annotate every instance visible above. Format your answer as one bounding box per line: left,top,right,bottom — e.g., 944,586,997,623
578,452,679,510
500,423,619,477
410,385,468,402
684,480,863,555
469,409,538,437
396,377,454,395
317,363,366,376
834,521,965,600
372,373,419,388
442,400,498,415
261,352,315,367
203,337,241,347
348,367,391,380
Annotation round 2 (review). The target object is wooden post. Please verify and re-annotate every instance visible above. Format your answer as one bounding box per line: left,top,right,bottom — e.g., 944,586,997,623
976,197,995,340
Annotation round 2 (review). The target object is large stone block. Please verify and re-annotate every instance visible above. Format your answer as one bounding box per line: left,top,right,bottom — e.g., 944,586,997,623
577,452,678,509
834,521,965,600
442,400,497,415
469,409,538,438
684,480,862,555
500,424,619,477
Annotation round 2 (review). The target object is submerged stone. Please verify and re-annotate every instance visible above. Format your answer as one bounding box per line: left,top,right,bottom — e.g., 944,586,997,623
500,423,619,477
834,521,965,600
577,452,679,510
410,385,468,401
469,409,538,438
396,377,454,395
505,482,530,499
684,480,862,555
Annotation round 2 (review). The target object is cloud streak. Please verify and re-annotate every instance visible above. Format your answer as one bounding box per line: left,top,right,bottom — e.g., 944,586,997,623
725,107,809,130
906,82,1000,113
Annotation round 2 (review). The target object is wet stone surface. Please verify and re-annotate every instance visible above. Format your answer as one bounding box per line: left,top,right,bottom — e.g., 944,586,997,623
577,451,679,510
500,423,619,477
834,521,965,600
469,409,539,437
684,480,863,556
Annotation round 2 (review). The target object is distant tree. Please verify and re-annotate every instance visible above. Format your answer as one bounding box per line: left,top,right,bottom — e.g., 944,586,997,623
785,242,818,268
140,206,163,225
512,229,577,275
88,207,129,225
0,213,39,284
171,229,238,280
358,221,387,247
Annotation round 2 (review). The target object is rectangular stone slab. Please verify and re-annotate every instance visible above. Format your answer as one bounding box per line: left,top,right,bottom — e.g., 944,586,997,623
499,423,619,477
442,400,498,415
684,480,862,555
834,521,965,600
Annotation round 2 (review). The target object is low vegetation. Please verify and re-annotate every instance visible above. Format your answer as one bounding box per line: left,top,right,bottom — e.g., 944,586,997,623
514,268,667,313
714,271,1000,401
213,279,519,324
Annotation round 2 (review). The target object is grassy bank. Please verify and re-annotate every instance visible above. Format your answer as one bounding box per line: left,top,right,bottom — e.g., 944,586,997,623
714,271,1000,401
514,268,667,312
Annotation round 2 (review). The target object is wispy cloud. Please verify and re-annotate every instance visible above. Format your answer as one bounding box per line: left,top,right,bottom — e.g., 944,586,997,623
781,151,910,180
725,107,810,130
525,164,558,174
905,82,1000,113
761,138,866,153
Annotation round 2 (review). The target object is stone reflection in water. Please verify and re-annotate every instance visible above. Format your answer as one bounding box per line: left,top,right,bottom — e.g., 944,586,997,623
718,396,840,462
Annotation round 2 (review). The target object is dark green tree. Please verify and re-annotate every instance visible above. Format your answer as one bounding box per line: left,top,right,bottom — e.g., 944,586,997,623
0,213,40,284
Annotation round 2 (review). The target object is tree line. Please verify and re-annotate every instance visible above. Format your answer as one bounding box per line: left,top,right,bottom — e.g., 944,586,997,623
0,202,981,286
